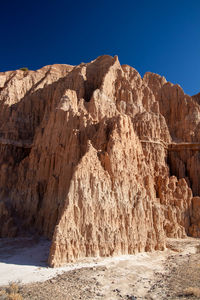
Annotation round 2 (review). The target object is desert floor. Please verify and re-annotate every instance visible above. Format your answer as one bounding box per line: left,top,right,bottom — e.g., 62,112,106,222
0,236,200,299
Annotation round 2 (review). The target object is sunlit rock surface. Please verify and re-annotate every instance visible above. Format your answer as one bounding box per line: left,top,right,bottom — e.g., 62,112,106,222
0,55,200,266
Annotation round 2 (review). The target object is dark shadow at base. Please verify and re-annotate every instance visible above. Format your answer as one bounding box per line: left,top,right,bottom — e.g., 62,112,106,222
0,236,51,267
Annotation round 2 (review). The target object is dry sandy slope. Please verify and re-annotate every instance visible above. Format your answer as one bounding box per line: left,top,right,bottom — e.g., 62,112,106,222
0,237,200,299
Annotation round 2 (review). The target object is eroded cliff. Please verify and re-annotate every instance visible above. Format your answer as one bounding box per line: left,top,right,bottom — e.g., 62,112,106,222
0,55,199,266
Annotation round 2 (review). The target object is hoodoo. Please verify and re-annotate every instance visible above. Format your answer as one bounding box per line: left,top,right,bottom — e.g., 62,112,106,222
0,55,200,267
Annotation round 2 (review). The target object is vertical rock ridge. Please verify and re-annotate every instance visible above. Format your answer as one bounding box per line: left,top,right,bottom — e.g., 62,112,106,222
0,56,199,266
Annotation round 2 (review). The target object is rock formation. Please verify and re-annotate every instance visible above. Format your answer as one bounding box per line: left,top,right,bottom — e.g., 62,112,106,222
0,55,200,266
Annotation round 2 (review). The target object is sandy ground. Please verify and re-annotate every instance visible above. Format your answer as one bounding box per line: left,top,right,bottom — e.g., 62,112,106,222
0,236,200,299
0,237,165,286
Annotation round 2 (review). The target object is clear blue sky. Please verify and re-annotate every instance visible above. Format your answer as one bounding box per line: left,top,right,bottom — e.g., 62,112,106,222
1,0,200,95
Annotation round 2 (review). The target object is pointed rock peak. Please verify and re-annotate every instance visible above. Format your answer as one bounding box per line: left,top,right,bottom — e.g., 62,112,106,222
87,55,121,70
90,54,116,64
192,92,200,105
143,72,167,86
78,55,121,102
121,64,142,81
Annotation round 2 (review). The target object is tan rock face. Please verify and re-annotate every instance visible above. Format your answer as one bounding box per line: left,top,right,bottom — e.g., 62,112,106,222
0,55,199,266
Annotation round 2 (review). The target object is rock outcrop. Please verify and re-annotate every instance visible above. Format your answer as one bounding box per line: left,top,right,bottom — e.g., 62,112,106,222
0,55,200,266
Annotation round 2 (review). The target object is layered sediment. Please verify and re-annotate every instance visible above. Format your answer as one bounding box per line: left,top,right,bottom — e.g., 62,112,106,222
0,55,200,266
